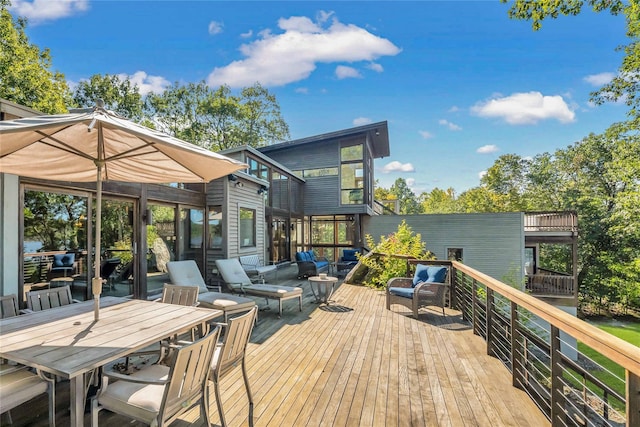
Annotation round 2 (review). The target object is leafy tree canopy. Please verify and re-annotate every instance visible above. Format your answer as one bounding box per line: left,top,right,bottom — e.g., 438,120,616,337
145,81,289,151
0,0,70,113
72,74,144,120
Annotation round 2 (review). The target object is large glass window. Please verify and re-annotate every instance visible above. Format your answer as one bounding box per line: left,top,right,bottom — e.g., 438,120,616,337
247,157,269,180
208,206,223,248
240,207,256,247
340,144,364,205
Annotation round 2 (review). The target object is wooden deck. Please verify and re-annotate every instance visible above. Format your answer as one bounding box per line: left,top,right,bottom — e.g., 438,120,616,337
6,265,549,426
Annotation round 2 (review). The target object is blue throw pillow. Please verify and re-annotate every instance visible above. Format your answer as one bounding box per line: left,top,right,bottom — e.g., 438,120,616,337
295,252,304,262
342,249,358,261
412,264,430,287
307,250,316,261
426,266,447,283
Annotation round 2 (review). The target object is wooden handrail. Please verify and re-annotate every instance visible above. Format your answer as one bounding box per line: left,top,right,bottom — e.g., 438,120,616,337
451,260,640,377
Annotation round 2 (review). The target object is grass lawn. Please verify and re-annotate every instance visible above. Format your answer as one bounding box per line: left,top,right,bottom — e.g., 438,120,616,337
576,319,640,410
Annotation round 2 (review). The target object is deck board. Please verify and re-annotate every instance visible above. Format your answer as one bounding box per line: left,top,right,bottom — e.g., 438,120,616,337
6,265,549,426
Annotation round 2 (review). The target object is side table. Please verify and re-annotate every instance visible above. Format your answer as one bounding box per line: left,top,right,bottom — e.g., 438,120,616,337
50,276,74,289
308,275,338,304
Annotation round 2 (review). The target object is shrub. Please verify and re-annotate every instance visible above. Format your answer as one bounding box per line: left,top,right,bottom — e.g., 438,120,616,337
359,220,433,289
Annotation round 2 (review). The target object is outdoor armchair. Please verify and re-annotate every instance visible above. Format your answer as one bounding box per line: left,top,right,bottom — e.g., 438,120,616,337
386,264,450,318
0,367,56,426
239,254,278,283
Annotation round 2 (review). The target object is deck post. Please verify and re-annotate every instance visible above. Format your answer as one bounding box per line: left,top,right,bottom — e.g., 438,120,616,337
628,371,640,427
486,288,494,356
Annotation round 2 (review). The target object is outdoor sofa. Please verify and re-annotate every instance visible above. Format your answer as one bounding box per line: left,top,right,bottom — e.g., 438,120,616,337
295,250,329,279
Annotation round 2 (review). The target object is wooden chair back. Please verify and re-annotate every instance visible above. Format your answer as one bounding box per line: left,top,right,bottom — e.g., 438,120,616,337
213,306,258,379
25,285,74,311
160,284,199,307
0,294,20,318
160,325,221,424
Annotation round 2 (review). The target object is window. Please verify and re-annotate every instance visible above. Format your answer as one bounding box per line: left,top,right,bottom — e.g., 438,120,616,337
188,209,204,249
447,248,463,262
302,167,338,178
208,206,223,248
340,144,364,205
239,207,256,248
247,157,269,180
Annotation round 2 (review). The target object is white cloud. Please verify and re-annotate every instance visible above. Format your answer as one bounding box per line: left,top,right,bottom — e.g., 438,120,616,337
10,0,88,23
295,87,309,94
418,130,433,139
353,117,372,126
336,65,362,79
584,72,615,86
240,30,253,39
477,144,498,154
448,106,460,113
381,161,415,173
119,71,170,96
438,119,462,131
471,91,575,125
406,178,415,187
367,62,384,72
207,12,401,88
478,170,487,179
208,21,224,35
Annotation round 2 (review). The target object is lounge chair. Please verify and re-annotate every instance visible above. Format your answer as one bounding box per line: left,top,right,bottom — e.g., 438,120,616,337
215,258,303,317
166,260,256,322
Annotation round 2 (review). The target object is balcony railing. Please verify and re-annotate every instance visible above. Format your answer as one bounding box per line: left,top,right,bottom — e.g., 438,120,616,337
524,211,578,233
525,273,576,298
448,260,639,426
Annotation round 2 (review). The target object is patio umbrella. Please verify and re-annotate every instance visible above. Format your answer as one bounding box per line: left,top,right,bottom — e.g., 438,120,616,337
0,102,247,320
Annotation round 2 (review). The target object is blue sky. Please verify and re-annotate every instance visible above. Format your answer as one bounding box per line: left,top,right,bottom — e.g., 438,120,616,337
9,1,628,195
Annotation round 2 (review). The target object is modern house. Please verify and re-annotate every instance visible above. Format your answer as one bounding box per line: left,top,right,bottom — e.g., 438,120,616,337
0,99,577,311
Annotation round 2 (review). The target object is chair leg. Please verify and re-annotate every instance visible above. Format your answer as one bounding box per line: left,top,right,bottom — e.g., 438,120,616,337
278,299,283,317
298,295,302,312
242,358,254,427
213,377,227,427
201,386,211,427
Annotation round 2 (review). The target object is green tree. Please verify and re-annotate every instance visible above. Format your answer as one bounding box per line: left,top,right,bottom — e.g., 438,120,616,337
502,0,640,123
419,187,458,213
72,74,144,120
146,81,289,151
359,220,432,289
0,0,70,113
480,154,531,211
390,178,423,214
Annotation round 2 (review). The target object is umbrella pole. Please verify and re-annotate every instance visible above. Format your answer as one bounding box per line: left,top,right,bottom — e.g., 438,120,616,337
92,162,103,321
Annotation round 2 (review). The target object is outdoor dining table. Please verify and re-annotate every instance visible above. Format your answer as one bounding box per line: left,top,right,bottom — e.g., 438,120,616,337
0,296,222,426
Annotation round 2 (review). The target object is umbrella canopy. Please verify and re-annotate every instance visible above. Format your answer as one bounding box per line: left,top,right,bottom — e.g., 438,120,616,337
0,104,248,319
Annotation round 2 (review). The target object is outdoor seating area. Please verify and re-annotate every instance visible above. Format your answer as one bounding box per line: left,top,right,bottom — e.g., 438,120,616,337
0,266,549,426
295,250,330,279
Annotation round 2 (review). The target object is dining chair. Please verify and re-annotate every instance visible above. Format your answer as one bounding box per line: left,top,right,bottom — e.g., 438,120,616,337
0,294,20,319
0,367,56,426
24,285,80,312
210,306,258,427
91,325,222,427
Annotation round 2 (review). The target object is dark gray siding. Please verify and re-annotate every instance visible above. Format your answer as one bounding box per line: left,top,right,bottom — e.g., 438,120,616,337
363,213,525,285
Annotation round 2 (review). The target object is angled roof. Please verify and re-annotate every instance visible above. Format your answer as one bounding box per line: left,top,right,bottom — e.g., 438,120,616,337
259,121,390,159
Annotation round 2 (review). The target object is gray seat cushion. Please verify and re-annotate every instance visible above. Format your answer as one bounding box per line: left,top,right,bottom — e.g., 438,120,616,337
0,367,49,413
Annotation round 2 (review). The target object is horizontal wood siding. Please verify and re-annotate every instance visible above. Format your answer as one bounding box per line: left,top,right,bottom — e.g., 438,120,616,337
226,179,266,263
363,213,525,284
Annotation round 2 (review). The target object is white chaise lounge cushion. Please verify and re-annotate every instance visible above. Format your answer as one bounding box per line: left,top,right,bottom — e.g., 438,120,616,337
214,259,302,299
166,260,256,314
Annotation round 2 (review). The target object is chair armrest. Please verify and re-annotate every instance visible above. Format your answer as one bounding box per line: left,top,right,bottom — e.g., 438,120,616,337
103,369,169,385
72,299,83,304
19,308,34,314
386,277,413,290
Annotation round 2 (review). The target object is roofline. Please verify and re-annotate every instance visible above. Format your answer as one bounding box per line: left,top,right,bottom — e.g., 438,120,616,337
259,120,390,159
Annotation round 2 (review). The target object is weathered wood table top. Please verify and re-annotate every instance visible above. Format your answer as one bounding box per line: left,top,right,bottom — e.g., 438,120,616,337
0,296,221,378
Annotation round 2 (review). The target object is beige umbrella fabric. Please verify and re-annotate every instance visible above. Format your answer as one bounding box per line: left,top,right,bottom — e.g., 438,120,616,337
0,104,247,320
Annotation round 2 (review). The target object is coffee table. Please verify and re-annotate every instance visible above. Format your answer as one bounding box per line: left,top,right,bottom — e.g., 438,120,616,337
308,275,338,304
